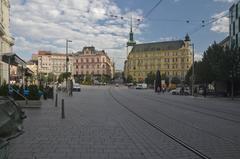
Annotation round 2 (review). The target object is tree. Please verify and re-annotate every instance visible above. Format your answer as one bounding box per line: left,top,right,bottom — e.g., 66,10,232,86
185,42,240,97
162,74,169,87
171,76,181,85
58,72,71,83
47,73,56,83
145,71,155,85
126,75,133,83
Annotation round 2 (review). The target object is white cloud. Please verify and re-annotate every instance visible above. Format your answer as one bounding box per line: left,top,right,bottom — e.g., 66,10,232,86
194,53,203,62
210,11,229,33
10,0,144,70
213,0,236,2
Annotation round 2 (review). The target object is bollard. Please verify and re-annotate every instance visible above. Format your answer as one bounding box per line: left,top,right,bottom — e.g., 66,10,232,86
61,99,65,119
55,93,58,107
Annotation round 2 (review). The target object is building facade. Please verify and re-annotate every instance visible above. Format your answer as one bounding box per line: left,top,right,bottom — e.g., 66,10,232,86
0,0,14,84
37,51,73,77
229,1,240,48
124,35,193,82
219,36,230,49
73,46,114,79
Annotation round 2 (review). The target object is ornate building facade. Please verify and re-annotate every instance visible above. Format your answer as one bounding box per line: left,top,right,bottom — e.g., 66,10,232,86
73,46,114,79
37,51,73,77
124,35,193,82
0,0,14,84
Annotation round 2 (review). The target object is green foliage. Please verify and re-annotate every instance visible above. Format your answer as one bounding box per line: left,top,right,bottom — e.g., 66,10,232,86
74,75,84,84
126,75,133,83
38,72,47,82
185,43,240,96
171,76,181,85
47,73,56,83
58,72,71,83
83,74,93,85
28,85,40,100
13,85,25,100
162,74,169,86
0,81,8,96
101,75,111,83
145,71,155,85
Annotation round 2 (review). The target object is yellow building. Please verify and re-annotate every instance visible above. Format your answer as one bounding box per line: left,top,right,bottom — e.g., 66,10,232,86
124,35,193,82
0,0,14,84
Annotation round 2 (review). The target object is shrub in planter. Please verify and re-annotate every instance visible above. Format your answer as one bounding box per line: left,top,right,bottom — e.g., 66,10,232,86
13,85,25,100
28,85,40,100
0,81,8,96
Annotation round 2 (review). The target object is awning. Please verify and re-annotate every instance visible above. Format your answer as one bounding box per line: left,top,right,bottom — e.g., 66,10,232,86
0,53,26,68
25,68,34,76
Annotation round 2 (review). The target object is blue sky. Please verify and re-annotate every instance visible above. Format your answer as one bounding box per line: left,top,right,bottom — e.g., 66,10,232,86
10,0,233,70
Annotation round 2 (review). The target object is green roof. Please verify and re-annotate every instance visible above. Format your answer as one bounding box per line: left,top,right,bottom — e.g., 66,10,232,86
131,40,185,53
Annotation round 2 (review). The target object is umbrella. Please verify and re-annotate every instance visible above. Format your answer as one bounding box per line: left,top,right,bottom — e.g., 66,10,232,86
155,70,162,92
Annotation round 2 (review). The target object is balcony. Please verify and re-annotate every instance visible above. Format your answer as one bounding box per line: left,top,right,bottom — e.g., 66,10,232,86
0,23,5,36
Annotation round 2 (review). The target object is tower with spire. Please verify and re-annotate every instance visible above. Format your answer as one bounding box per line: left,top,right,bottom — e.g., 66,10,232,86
126,17,136,59
127,17,136,47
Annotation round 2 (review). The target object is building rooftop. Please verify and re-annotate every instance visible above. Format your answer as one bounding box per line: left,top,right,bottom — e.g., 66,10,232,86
219,36,230,47
130,40,185,53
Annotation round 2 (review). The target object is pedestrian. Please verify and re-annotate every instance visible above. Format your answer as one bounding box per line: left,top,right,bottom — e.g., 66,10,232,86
203,86,207,98
43,86,47,100
69,79,73,96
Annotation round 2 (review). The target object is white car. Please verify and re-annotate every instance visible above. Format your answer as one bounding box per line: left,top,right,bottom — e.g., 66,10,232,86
73,83,81,92
136,83,147,89
170,87,190,95
170,88,181,95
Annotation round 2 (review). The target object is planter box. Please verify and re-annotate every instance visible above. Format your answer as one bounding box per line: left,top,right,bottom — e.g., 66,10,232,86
16,100,42,108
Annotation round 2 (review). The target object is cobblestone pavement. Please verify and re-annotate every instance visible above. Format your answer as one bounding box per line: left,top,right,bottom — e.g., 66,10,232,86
8,86,240,159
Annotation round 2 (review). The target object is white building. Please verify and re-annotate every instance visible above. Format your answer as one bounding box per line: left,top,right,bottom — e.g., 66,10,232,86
0,0,14,84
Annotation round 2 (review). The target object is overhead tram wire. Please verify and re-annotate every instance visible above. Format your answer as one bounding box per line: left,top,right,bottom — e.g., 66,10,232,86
188,12,229,36
144,0,164,18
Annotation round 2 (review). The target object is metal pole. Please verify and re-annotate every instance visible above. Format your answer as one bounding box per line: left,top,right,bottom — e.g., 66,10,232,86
61,99,65,119
8,56,10,92
66,40,68,75
55,93,58,107
22,66,25,89
192,43,195,96
66,40,68,93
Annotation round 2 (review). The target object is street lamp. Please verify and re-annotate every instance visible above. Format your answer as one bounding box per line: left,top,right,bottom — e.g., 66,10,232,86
66,39,72,91
191,43,195,96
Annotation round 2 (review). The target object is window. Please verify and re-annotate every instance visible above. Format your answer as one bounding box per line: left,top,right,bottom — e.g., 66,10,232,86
233,21,236,35
76,59,78,63
76,65,78,69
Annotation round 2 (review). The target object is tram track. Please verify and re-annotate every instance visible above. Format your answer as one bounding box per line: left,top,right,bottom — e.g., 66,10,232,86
108,88,211,159
126,89,240,123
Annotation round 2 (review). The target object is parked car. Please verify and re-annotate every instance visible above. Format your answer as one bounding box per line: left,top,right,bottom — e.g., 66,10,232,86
136,83,147,89
170,87,181,95
170,87,190,95
73,83,81,92
115,83,119,87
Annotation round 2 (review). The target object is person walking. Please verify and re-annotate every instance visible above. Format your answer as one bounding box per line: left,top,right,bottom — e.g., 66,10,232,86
69,79,73,96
